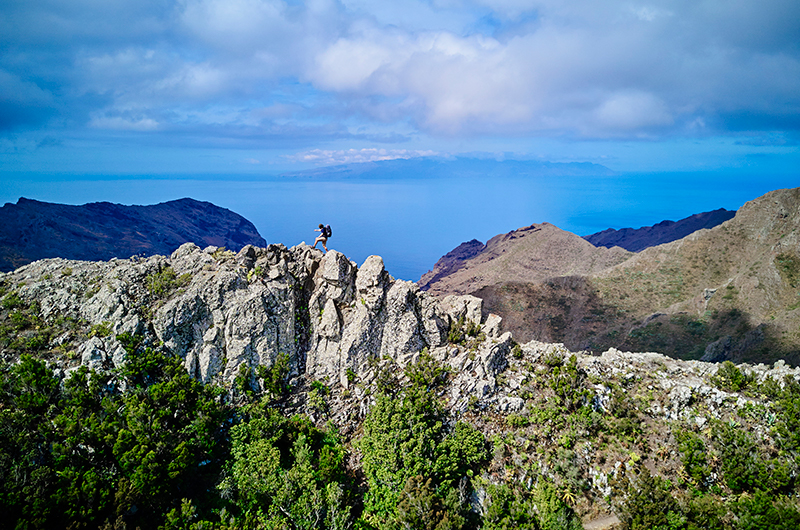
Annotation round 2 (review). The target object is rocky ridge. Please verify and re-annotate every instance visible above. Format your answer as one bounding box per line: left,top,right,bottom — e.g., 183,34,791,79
583,208,736,252
420,187,800,365
0,242,511,396
3,241,798,422
419,223,632,296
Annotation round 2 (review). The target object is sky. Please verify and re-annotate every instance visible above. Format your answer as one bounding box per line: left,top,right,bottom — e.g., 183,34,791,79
1,0,799,175
1,1,799,278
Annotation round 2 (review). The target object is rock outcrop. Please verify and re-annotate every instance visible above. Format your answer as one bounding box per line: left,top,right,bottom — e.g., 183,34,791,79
1,243,507,392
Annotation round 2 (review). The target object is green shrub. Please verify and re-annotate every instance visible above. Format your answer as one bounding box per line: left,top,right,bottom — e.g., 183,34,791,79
676,430,712,485
448,316,465,344
711,361,752,392
1,292,24,310
483,482,582,530
257,352,291,399
219,408,352,529
713,422,793,494
405,348,449,390
146,267,191,298
358,382,487,522
548,354,588,411
308,380,330,415
88,321,113,338
618,468,683,530
733,489,800,530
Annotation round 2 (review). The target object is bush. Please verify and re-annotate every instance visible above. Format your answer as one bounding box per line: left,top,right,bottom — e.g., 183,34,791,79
713,422,792,494
257,352,291,399
219,407,351,529
733,490,800,530
482,482,582,530
548,354,588,412
146,267,191,298
1,292,24,310
405,348,449,390
676,430,712,485
88,321,113,338
711,361,752,392
358,380,487,522
618,468,683,530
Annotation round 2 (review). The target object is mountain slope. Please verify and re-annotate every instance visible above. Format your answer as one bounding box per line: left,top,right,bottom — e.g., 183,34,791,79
423,188,800,364
0,197,266,271
583,208,736,252
419,223,632,295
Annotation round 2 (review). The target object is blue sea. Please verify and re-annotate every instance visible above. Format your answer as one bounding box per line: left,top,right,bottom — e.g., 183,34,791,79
2,159,792,281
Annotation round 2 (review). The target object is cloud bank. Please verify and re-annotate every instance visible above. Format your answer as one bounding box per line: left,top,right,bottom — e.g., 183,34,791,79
1,0,798,162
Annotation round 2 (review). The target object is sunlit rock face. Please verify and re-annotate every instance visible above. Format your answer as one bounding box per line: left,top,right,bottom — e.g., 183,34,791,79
2,242,495,390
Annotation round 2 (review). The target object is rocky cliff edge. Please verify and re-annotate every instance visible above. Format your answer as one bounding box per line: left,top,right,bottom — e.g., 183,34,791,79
0,242,515,400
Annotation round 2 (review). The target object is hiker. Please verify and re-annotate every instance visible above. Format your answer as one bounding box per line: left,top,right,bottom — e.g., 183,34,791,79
312,223,331,252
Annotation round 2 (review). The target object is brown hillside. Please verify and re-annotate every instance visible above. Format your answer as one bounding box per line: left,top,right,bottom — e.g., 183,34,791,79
419,223,632,295
425,188,800,364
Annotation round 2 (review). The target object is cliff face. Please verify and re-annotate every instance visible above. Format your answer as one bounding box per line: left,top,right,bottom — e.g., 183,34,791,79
0,197,266,272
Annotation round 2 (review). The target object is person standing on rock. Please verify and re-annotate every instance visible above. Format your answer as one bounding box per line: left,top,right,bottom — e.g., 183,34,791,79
312,223,331,252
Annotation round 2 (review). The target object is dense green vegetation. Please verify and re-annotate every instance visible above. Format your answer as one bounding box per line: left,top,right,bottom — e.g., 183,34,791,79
4,328,800,529
0,341,579,530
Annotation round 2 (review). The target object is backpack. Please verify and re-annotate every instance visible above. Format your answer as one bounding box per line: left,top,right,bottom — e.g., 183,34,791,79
324,225,332,238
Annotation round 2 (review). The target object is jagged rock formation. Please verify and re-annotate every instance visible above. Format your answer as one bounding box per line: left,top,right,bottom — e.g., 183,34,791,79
1,242,509,394
0,197,266,272
583,208,736,252
420,188,800,365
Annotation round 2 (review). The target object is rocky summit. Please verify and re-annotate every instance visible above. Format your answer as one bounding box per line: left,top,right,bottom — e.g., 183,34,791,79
0,197,266,272
0,241,505,394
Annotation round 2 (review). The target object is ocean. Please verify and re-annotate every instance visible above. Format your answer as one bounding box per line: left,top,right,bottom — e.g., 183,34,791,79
2,161,791,280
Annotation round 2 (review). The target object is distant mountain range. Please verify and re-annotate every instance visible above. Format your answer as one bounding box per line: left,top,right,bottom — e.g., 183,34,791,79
420,190,800,364
0,197,266,272
583,208,736,252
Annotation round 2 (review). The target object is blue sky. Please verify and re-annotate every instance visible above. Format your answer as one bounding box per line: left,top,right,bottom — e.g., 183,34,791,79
1,0,798,177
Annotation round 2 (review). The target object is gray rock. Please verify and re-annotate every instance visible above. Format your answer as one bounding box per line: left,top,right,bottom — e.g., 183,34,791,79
3,243,485,389
701,335,732,362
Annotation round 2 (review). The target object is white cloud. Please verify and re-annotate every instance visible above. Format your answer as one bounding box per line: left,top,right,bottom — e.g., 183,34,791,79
88,115,160,131
2,0,799,143
591,91,674,133
289,148,438,164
